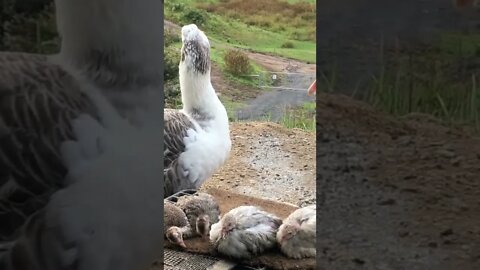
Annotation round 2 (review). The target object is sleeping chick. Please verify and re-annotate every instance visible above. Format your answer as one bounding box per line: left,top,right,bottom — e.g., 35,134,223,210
209,205,282,259
176,192,220,240
276,205,316,259
164,201,192,248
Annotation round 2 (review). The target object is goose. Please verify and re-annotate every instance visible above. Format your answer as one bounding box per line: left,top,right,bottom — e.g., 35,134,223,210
163,24,231,197
0,0,164,268
1,85,164,270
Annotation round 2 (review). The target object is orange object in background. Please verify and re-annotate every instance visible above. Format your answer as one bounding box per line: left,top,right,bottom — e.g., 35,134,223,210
453,0,479,8
307,80,316,96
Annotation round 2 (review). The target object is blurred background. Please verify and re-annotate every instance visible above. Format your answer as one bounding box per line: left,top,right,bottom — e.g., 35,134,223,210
316,1,480,269
317,0,479,128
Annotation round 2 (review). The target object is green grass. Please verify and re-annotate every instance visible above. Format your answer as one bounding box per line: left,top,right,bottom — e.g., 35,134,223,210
165,0,316,63
367,34,479,130
320,32,480,131
211,46,266,84
208,25,315,62
436,32,480,58
280,102,316,131
364,70,479,130
219,97,247,122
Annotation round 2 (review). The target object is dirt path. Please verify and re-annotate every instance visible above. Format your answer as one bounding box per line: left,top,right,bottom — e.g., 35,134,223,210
316,93,480,270
235,53,316,121
246,52,316,73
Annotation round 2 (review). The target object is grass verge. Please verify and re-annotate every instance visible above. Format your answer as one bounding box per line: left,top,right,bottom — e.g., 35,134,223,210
280,102,316,131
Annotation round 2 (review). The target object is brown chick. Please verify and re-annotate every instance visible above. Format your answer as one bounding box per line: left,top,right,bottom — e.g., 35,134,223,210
164,201,192,248
176,192,220,240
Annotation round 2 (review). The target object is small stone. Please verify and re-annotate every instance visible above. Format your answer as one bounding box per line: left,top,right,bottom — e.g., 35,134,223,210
352,258,365,265
437,149,455,158
451,157,462,166
377,198,396,206
440,228,454,237
404,175,416,180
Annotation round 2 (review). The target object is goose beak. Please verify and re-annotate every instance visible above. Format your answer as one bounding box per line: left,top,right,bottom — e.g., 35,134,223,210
178,240,187,249
308,80,316,96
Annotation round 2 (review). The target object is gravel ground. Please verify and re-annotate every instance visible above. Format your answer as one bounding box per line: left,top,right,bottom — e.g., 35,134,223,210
201,122,316,207
316,93,480,270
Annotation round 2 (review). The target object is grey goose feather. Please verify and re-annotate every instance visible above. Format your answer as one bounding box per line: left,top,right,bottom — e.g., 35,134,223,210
0,52,94,242
0,0,165,269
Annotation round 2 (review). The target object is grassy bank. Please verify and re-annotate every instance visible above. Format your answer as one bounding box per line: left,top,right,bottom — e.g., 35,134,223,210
281,101,316,131
164,0,316,63
321,32,480,131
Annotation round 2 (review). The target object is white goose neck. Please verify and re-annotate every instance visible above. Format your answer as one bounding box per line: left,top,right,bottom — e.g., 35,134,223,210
180,70,219,113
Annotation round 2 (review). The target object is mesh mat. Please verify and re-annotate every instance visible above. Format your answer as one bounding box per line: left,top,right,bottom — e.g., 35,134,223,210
163,249,220,270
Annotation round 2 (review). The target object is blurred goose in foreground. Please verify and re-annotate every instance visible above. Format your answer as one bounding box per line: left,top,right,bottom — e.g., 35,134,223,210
209,205,282,259
0,0,165,269
176,192,221,240
1,87,163,270
277,205,316,259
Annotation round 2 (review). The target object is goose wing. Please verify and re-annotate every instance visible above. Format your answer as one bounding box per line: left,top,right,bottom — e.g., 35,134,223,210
163,109,197,197
0,52,93,241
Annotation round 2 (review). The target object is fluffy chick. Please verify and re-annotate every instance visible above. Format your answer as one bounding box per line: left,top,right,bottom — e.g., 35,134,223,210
176,192,220,239
209,205,282,259
164,201,191,248
276,205,316,259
